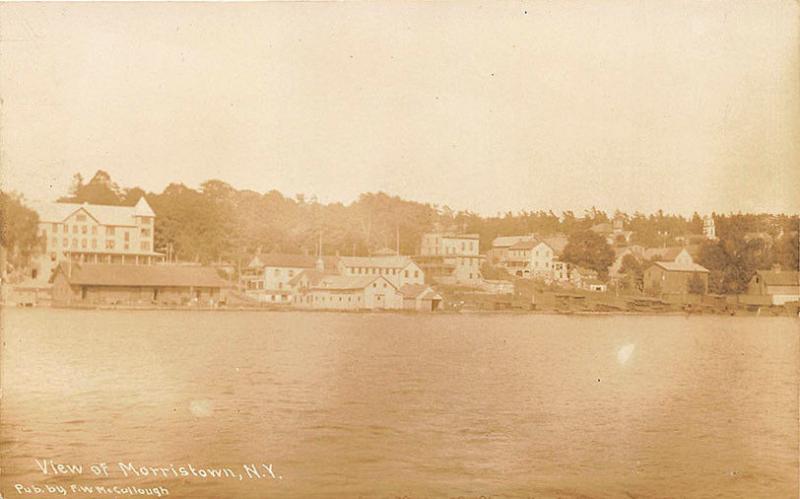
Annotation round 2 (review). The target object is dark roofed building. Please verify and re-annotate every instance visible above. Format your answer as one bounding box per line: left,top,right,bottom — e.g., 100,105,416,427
51,263,231,306
747,267,800,305
399,283,443,311
643,261,709,296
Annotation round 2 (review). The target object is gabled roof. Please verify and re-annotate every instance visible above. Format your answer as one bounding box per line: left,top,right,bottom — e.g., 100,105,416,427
425,232,480,240
287,269,337,287
311,275,395,291
492,235,534,248
54,263,232,287
509,239,552,251
650,261,709,273
338,256,416,269
399,284,435,298
133,197,156,217
32,197,153,227
754,270,799,287
541,234,568,255
257,254,339,269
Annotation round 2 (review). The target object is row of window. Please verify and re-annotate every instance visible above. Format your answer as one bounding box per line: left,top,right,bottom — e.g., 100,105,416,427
349,267,419,278
47,237,151,251
314,294,362,303
46,224,151,238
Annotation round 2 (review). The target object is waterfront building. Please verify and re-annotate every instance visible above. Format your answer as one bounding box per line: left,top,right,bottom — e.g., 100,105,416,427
417,232,483,285
399,284,443,311
30,197,163,282
747,266,800,305
643,261,709,296
240,253,339,303
337,255,424,288
51,263,231,306
295,275,404,310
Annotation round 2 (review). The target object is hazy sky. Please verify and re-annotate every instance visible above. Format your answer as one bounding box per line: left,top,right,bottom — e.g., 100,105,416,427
1,1,798,216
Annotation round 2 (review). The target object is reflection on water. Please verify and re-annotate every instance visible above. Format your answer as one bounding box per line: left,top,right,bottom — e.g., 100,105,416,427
1,308,797,498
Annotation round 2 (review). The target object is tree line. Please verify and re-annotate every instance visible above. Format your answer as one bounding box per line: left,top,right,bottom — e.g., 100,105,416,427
2,170,797,292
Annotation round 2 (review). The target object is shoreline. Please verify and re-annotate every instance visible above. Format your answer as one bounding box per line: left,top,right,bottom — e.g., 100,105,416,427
3,303,797,319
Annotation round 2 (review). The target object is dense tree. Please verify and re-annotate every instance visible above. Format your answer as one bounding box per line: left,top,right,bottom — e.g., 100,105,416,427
59,170,123,205
618,254,644,291
44,170,799,284
561,230,615,277
0,192,42,272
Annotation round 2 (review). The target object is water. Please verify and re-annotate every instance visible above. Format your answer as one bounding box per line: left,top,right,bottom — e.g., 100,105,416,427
1,308,797,498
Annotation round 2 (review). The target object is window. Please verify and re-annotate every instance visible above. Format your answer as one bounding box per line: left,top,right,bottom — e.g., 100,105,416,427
124,243,129,250
72,225,78,234
63,225,68,233
414,271,419,278
141,241,150,251
77,214,87,222
92,226,97,235
124,231,130,242
51,223,58,231
288,270,294,277
81,239,87,249
71,238,78,248
63,238,68,247
372,283,377,288
106,240,115,250
92,239,97,249
82,225,87,234
106,226,115,236
404,270,409,278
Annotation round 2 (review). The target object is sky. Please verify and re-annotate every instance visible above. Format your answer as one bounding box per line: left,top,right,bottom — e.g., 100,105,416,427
1,1,798,216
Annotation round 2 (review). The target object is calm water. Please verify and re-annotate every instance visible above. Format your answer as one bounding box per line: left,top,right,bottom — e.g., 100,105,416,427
1,308,797,498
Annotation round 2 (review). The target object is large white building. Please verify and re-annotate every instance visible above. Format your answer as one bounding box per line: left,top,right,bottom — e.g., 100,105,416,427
30,197,162,282
417,232,483,285
337,256,425,288
294,275,405,310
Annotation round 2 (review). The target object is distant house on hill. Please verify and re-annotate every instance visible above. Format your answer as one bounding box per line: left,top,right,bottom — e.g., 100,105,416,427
504,239,555,279
489,235,535,264
51,263,231,306
747,267,800,305
590,215,632,245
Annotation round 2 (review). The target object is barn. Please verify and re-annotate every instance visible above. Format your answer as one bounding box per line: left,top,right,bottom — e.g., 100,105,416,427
51,263,232,306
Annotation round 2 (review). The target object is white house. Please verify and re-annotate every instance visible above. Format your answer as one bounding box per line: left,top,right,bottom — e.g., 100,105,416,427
337,256,424,288
503,239,555,279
